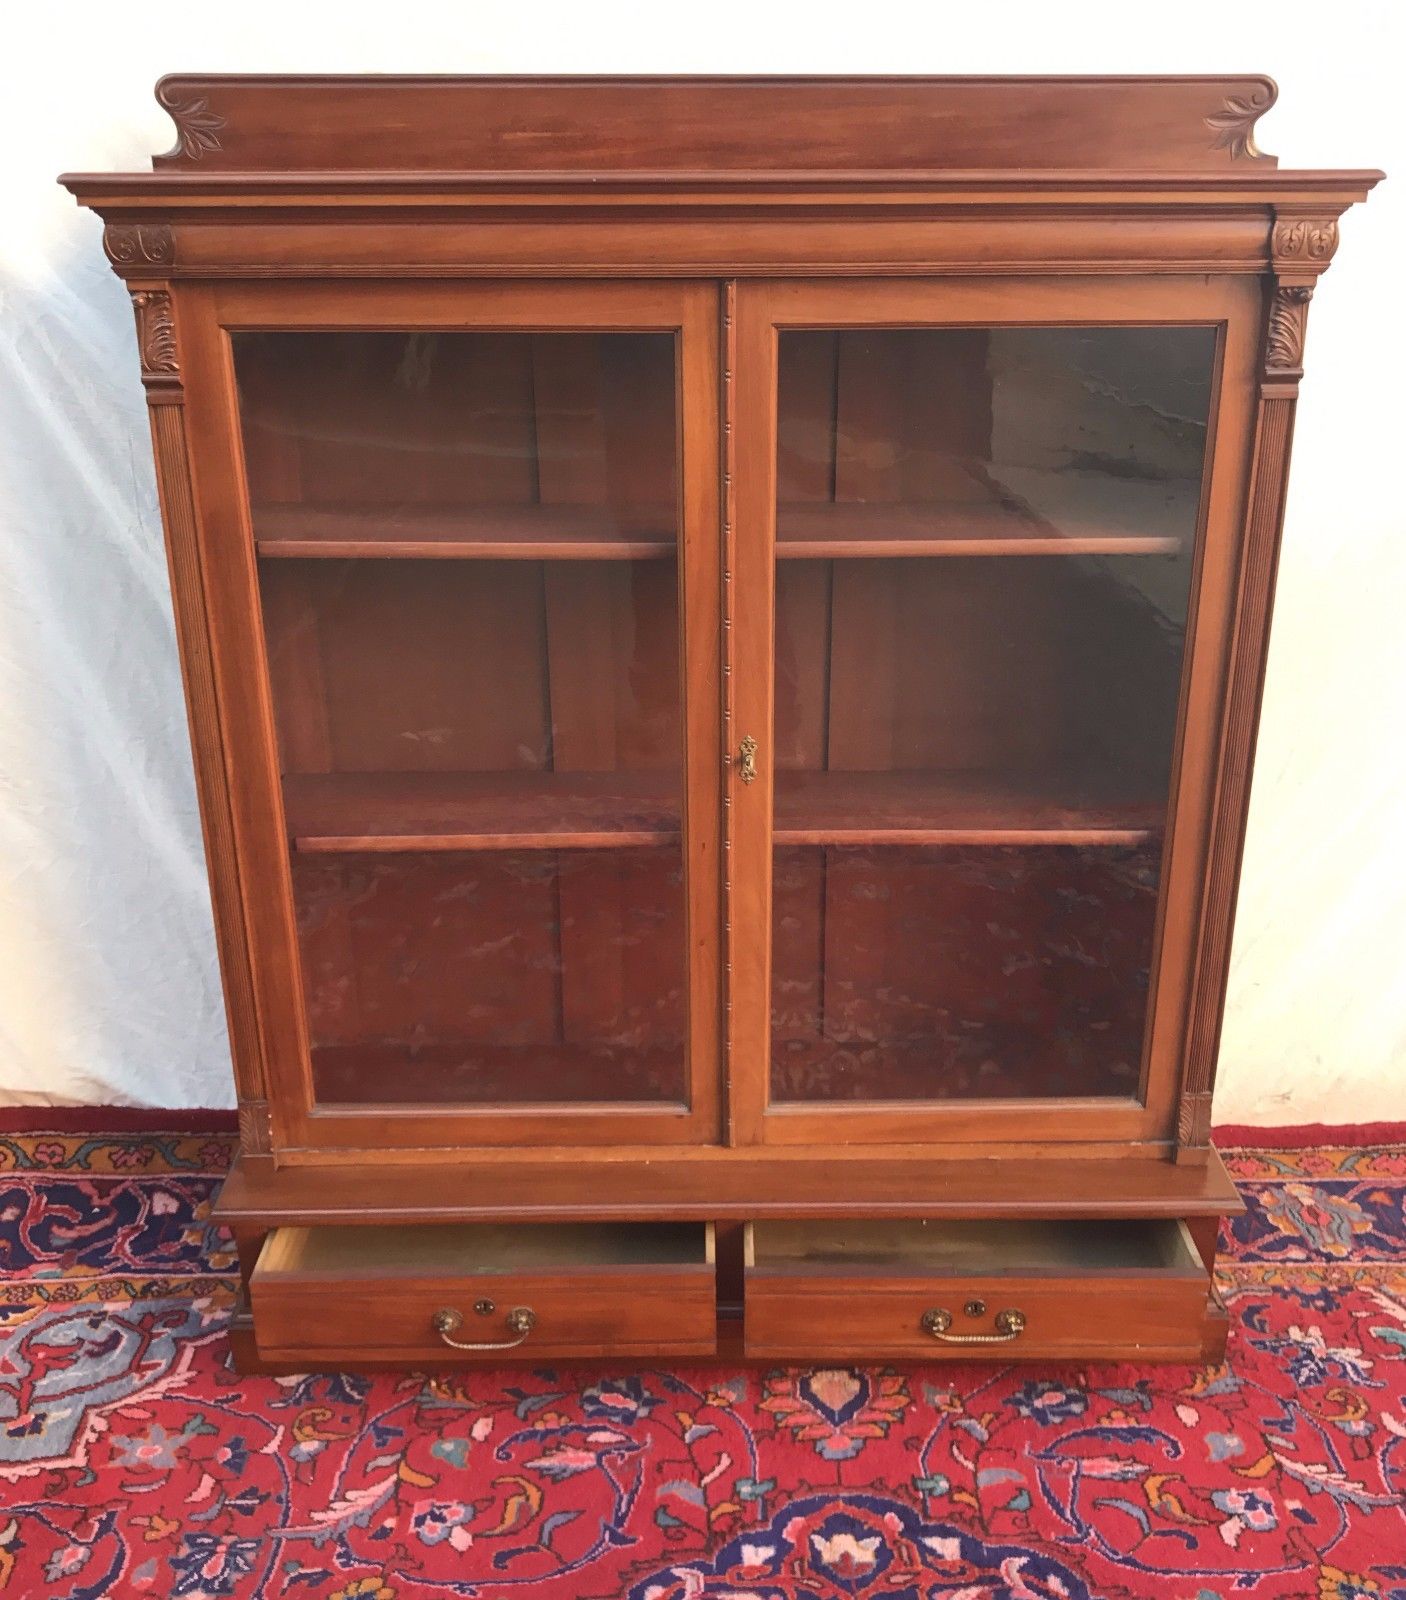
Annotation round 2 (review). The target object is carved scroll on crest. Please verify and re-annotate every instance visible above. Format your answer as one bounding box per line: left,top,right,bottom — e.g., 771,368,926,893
1204,86,1275,161
131,290,180,390
157,83,226,161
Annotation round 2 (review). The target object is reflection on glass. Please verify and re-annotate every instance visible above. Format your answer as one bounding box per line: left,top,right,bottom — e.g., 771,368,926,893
771,325,1215,1103
234,332,687,1108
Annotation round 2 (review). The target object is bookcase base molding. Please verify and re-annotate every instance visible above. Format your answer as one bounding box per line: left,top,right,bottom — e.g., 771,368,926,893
61,75,1379,1370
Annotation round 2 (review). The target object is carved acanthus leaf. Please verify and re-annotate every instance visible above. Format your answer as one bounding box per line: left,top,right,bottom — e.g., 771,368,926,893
158,86,226,161
131,290,179,380
1272,217,1340,265
1204,87,1273,160
104,224,174,268
1266,285,1314,372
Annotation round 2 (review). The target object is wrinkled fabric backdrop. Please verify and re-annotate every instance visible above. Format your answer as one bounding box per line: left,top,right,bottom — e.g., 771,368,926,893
0,6,1401,1112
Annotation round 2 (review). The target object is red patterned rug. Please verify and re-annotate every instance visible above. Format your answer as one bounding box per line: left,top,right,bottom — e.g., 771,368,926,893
1,1126,1404,1597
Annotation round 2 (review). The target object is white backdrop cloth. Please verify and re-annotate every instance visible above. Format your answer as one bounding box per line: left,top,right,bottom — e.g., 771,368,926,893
0,5,1401,1115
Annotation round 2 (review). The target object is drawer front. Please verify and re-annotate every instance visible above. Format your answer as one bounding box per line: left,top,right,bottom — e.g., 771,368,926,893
744,1219,1211,1362
252,1222,716,1364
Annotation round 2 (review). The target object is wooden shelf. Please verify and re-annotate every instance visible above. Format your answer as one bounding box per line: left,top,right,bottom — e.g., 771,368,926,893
776,499,1184,559
284,771,680,852
254,502,676,560
773,770,1162,846
283,768,1161,853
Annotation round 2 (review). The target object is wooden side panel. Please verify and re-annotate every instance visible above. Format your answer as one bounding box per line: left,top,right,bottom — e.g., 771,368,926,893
137,289,269,1135
1176,218,1339,1156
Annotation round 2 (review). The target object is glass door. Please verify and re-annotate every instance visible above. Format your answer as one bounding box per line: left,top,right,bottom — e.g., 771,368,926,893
192,282,720,1149
730,277,1261,1144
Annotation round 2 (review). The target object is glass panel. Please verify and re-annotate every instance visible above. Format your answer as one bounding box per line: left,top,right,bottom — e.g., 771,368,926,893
771,325,1215,1104
234,331,686,1108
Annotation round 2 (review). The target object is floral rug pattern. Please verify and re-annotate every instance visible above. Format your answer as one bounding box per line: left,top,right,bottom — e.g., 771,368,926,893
0,1130,1403,1597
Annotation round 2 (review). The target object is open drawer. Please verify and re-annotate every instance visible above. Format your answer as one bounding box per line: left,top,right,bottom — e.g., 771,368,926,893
744,1218,1213,1362
251,1221,716,1365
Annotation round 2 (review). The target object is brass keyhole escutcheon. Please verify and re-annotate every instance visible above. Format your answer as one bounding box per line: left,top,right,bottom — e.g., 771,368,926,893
474,1299,495,1317
964,1299,987,1319
737,735,758,784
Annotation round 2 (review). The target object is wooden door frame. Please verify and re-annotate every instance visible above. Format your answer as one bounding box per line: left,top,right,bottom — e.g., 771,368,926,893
726,274,1262,1148
179,278,722,1155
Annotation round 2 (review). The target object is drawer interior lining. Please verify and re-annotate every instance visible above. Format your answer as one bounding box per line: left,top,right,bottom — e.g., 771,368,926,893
747,1217,1199,1274
258,1220,712,1277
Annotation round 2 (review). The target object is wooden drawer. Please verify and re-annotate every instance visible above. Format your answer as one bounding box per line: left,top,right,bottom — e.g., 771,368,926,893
744,1218,1211,1361
251,1221,716,1364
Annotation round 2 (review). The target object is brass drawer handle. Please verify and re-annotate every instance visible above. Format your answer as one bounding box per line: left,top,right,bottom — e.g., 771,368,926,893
432,1305,535,1350
921,1307,1027,1344
737,735,759,784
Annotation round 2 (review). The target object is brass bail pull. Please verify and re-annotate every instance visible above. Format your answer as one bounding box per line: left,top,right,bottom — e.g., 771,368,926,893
921,1307,1027,1345
432,1305,536,1351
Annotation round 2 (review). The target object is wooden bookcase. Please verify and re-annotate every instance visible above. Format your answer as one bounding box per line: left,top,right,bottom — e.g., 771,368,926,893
62,76,1379,1368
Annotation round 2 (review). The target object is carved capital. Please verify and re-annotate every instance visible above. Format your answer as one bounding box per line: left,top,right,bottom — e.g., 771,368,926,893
157,83,226,161
104,223,174,270
237,1097,273,1156
1271,216,1340,270
130,290,180,393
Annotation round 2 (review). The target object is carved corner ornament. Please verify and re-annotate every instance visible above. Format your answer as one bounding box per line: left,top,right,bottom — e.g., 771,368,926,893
1204,85,1275,160
1177,1089,1214,1151
103,223,174,270
157,84,226,161
237,1098,273,1156
1266,215,1341,388
1266,285,1314,376
1271,216,1340,267
130,290,180,394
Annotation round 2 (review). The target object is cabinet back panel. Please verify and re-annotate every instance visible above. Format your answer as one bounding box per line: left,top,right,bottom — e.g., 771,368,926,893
772,843,1158,1102
775,555,1189,796
294,847,687,1106
235,330,677,518
260,558,681,778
